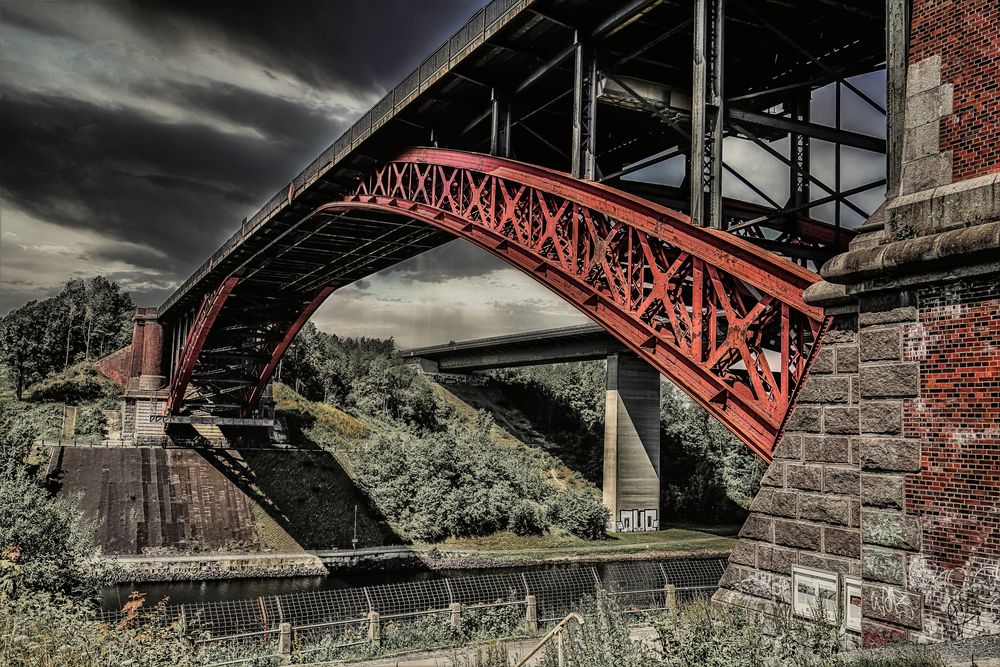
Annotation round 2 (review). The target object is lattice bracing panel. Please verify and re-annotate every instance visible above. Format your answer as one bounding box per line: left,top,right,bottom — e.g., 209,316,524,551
167,148,825,458
349,149,826,458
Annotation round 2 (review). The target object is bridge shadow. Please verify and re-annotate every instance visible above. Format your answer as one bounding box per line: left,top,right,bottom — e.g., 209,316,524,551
444,380,605,485
168,419,405,552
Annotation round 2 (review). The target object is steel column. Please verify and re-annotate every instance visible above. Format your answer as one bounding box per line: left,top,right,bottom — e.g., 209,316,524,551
490,88,512,158
788,88,811,213
571,38,598,180
886,0,908,197
690,0,708,226
691,0,725,229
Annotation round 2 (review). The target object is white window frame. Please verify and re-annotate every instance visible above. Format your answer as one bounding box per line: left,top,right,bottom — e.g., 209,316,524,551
792,565,840,623
842,575,862,633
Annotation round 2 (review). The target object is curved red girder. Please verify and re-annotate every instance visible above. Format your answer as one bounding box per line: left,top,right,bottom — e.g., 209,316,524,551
171,148,826,460
167,275,240,415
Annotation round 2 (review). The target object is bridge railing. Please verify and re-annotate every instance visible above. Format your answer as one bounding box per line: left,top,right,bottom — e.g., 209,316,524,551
101,558,726,662
160,0,533,318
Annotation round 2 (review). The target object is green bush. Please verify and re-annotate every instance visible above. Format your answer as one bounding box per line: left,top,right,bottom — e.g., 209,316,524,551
0,470,111,600
354,411,606,542
545,489,609,541
509,500,546,536
29,364,121,405
356,424,535,541
74,405,108,441
538,590,659,667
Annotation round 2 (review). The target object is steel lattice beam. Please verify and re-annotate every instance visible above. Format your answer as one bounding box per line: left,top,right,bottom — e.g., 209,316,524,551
167,149,827,460
348,148,826,459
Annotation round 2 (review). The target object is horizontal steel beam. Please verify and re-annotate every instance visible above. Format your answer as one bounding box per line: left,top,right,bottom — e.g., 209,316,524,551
727,108,885,153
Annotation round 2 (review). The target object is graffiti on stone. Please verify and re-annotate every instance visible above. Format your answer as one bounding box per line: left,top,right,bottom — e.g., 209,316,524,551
863,512,908,547
867,586,918,626
739,570,791,604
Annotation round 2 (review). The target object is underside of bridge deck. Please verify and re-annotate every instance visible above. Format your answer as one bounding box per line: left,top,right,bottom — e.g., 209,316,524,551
123,0,892,460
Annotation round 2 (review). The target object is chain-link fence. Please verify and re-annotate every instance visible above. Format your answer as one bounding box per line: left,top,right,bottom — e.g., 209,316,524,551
102,557,726,651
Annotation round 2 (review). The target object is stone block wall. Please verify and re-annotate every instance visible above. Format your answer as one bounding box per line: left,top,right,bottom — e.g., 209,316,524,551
856,292,924,644
714,314,863,619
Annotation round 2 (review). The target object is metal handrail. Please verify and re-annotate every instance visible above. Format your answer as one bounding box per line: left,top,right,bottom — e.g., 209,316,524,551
514,612,584,667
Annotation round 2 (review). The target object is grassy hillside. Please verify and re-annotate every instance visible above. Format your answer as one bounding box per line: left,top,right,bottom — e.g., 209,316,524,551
274,378,609,545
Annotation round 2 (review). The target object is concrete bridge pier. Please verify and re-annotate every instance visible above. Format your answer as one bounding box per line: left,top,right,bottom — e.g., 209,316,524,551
603,351,660,532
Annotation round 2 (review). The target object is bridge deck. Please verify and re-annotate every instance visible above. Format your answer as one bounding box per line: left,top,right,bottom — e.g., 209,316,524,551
159,0,885,320
399,323,624,372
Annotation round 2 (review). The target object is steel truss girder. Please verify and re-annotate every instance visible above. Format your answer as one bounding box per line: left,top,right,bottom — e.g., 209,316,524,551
167,276,240,414
167,149,827,458
350,148,826,459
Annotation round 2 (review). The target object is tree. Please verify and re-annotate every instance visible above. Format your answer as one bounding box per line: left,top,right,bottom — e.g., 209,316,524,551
0,302,46,400
0,277,134,397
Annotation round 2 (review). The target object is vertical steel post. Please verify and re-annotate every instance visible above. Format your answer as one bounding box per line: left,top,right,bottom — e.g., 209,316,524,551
690,0,708,226
708,0,725,229
571,36,598,180
886,0,908,197
789,88,811,213
490,88,512,158
835,80,842,232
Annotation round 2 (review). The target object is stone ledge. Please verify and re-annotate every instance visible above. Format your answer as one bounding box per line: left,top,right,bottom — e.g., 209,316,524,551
822,219,1000,286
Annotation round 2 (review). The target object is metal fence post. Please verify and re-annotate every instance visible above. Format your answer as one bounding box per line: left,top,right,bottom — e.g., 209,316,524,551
278,622,292,657
449,602,462,627
367,611,381,646
525,594,538,633
664,583,678,610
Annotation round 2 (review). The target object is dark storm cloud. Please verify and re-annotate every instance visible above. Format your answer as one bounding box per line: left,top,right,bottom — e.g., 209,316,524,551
113,0,483,94
0,90,311,271
0,0,489,312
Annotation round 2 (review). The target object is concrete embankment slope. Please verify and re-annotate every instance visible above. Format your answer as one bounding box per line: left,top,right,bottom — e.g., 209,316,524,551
48,446,269,553
46,444,400,579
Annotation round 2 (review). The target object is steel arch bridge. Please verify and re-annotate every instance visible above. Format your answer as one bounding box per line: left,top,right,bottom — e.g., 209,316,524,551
164,148,825,460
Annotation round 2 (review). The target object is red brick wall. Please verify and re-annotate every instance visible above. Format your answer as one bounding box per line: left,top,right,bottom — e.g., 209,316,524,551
904,277,1000,639
94,344,132,388
909,0,1000,181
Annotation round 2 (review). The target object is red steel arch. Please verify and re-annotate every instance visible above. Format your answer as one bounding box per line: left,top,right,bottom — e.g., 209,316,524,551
169,148,825,460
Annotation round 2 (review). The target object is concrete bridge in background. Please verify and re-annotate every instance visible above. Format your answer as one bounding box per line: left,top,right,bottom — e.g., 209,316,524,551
401,325,659,532
95,0,1000,646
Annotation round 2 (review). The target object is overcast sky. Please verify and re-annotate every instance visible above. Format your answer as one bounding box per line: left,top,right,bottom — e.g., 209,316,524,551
0,1,885,347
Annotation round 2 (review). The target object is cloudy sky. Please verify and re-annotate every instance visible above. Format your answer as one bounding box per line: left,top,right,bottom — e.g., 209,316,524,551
0,1,885,347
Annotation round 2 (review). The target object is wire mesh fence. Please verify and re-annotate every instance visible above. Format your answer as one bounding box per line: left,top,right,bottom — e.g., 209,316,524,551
101,556,726,646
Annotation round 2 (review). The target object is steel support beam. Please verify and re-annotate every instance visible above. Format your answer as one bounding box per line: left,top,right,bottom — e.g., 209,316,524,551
886,0,908,197
490,88,512,158
571,38,598,180
708,0,725,230
788,89,811,212
691,0,725,228
727,108,886,153
690,0,708,226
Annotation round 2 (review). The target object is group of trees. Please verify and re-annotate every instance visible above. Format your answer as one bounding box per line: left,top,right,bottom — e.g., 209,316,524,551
0,277,134,399
276,323,439,430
